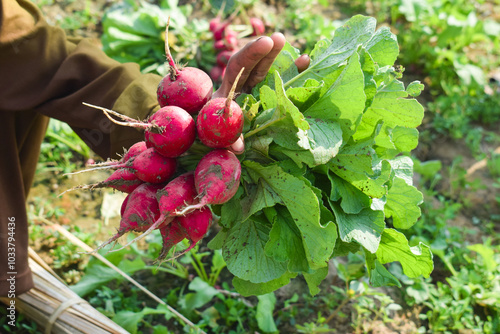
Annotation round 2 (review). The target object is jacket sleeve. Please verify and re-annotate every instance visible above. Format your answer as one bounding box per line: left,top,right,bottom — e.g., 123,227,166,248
0,0,162,159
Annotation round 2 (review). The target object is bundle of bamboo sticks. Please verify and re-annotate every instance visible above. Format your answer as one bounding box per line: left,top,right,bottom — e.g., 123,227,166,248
0,248,128,334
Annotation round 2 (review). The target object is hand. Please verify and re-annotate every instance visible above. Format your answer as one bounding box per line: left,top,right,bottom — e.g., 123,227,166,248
214,33,310,154
213,32,310,98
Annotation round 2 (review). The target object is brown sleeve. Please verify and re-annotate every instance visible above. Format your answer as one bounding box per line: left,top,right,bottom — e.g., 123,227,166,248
0,0,162,297
0,0,161,160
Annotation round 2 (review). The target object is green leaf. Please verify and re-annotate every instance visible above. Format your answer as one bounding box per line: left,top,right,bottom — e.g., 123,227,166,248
364,26,399,67
240,180,283,222
329,139,391,198
391,127,419,153
388,155,415,186
279,117,343,168
329,173,371,214
273,72,310,131
265,206,310,272
233,272,297,297
244,161,337,269
413,159,442,179
71,257,145,297
303,266,329,296
179,277,220,312
256,293,278,333
406,81,425,96
113,311,144,334
353,79,425,145
219,194,243,229
330,201,385,254
467,244,497,272
365,251,401,287
384,177,423,229
376,228,433,278
248,136,274,156
284,15,376,89
286,79,323,112
304,51,366,141
222,216,287,283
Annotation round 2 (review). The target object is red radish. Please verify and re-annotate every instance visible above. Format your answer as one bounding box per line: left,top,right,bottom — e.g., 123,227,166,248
130,147,177,184
143,106,196,158
65,135,177,183
83,103,194,158
83,141,147,168
178,206,213,252
209,3,227,34
157,19,213,114
123,171,199,246
89,183,163,253
120,193,130,216
250,17,265,36
214,39,227,51
209,17,222,33
176,149,241,215
157,218,187,262
60,168,143,196
210,65,225,83
157,206,213,262
213,22,230,41
196,68,244,148
217,50,235,67
121,141,148,163
223,28,238,50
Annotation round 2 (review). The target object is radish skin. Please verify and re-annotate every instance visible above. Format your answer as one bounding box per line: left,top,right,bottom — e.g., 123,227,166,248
158,207,213,262
89,183,163,253
120,171,199,247
196,98,244,148
84,102,195,158
157,19,213,114
176,149,241,215
86,141,147,168
130,147,177,184
157,218,187,262
250,17,265,36
178,206,213,251
196,68,244,148
144,106,196,158
59,168,143,196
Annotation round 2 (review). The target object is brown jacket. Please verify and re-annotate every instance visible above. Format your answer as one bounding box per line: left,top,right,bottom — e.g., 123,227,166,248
0,0,161,296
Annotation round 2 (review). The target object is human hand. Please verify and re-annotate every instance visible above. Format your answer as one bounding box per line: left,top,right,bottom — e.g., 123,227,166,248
214,32,310,154
213,32,310,98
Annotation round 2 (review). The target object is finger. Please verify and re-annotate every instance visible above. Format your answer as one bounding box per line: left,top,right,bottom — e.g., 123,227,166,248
295,54,310,73
214,36,275,98
228,135,245,155
241,32,286,92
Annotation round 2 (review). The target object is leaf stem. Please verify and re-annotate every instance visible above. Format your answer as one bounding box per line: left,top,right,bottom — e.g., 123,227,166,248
244,115,286,139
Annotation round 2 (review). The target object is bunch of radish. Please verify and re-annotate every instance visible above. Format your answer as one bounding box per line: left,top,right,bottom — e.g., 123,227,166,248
209,12,265,84
69,19,244,262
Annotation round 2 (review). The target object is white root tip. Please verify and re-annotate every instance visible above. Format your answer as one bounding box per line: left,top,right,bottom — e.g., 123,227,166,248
108,218,166,253
80,235,120,255
57,183,97,197
63,164,119,177
174,202,204,216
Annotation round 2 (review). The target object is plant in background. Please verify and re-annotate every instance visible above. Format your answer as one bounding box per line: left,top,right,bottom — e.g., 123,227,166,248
38,119,91,174
392,240,500,333
101,0,215,75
